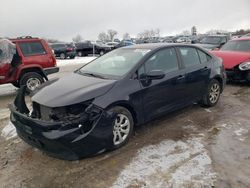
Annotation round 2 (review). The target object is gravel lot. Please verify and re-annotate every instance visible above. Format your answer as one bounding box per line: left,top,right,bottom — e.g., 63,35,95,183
0,57,249,188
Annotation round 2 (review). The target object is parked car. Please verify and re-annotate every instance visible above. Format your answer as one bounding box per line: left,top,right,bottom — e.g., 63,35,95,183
176,37,191,43
0,37,59,93
75,41,111,56
115,40,135,48
198,35,230,50
211,37,250,83
10,43,226,160
106,42,119,49
50,43,76,59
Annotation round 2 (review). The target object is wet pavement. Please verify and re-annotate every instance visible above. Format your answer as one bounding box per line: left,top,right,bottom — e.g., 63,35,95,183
0,64,250,188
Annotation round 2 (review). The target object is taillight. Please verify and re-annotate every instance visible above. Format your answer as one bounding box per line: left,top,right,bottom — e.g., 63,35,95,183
66,47,73,52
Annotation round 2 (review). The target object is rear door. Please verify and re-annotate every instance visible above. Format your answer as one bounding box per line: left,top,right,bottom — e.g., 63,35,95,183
138,47,187,121
177,46,211,101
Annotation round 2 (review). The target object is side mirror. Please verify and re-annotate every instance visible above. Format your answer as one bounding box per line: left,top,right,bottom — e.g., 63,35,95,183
146,70,165,80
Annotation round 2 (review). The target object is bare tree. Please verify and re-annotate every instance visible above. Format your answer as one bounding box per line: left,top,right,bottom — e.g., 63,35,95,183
137,28,160,39
98,32,110,42
123,33,131,40
43,38,60,43
180,30,191,36
72,34,83,43
206,29,228,35
107,29,118,41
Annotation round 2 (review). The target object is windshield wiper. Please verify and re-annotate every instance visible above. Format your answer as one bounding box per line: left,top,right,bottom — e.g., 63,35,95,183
78,71,107,79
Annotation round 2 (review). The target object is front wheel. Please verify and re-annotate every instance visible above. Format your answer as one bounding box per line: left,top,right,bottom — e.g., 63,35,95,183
108,106,134,149
201,79,221,107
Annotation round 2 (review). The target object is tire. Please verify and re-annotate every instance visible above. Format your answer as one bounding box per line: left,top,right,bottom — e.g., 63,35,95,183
77,51,83,57
201,79,221,107
60,53,66,59
19,72,44,93
11,81,20,88
99,51,104,56
70,55,75,59
108,106,134,149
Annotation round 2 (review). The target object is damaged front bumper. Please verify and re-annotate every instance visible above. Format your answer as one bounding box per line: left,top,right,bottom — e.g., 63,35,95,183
10,86,116,160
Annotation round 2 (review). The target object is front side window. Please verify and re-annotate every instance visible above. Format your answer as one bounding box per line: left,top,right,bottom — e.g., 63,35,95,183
144,48,179,73
19,42,46,56
79,48,151,79
179,47,200,67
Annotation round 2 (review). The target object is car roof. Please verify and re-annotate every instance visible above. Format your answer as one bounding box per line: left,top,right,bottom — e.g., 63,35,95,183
123,43,198,50
231,37,250,41
10,38,41,43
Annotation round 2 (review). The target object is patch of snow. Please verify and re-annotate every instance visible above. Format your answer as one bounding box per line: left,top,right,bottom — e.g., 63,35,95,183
234,128,248,141
111,138,216,188
56,56,96,67
204,109,212,113
234,128,248,136
1,121,17,140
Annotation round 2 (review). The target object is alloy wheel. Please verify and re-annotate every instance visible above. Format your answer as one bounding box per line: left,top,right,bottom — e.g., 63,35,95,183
113,114,131,146
209,83,220,104
26,78,41,91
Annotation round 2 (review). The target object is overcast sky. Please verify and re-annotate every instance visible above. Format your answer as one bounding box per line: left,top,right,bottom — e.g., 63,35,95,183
0,0,249,42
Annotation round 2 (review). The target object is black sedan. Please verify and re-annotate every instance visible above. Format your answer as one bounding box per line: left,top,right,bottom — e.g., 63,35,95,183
10,44,226,160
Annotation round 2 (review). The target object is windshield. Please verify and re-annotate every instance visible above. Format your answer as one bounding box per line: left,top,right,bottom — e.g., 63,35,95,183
78,48,150,79
220,40,250,52
201,36,222,44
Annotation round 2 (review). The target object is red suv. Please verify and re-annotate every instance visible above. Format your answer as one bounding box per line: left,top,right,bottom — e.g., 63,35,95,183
0,36,59,92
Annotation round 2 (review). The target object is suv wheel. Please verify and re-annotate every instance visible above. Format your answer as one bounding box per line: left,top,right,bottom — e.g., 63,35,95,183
20,72,44,93
201,79,221,107
60,53,66,59
108,106,134,149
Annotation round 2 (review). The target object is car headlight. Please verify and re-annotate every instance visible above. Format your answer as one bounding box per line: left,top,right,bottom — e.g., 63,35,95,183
239,61,250,71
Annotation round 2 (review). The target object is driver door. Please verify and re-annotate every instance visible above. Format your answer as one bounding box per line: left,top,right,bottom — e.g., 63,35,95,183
138,47,187,121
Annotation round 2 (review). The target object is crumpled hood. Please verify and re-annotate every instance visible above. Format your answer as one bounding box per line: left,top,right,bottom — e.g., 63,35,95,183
197,43,219,50
211,50,250,69
32,73,117,107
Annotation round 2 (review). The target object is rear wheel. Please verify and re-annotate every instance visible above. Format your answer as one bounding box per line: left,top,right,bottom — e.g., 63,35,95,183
19,72,44,93
60,53,66,59
108,106,134,149
77,51,83,57
201,79,221,107
99,51,104,56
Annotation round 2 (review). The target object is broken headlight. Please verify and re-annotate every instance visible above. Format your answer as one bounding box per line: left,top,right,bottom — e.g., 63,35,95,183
239,61,250,71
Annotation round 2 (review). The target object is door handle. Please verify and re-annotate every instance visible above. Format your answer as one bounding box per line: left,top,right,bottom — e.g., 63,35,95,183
202,66,208,70
177,75,185,80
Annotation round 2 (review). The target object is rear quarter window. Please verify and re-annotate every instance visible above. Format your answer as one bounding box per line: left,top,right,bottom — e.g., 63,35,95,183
179,47,200,67
197,49,211,63
19,42,46,56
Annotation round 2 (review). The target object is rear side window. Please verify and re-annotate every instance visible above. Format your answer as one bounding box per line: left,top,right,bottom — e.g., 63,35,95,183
197,49,210,63
19,42,46,56
179,47,200,67
144,48,179,73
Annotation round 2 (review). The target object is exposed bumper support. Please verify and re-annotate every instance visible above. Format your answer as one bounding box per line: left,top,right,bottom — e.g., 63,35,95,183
10,87,116,160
